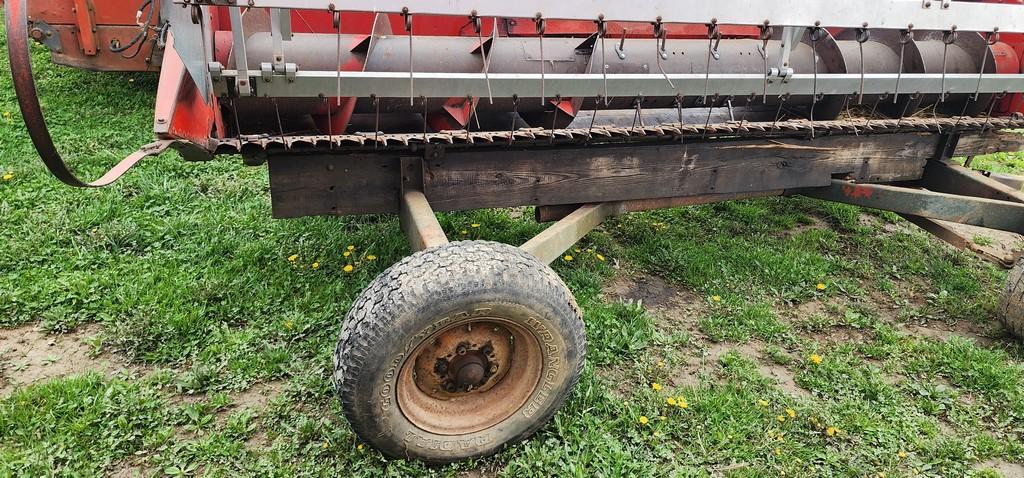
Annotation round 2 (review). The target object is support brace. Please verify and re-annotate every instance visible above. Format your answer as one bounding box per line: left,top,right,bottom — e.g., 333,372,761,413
800,180,1024,235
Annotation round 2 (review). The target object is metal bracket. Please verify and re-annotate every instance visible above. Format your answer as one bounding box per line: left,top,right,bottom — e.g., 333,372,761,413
27,20,63,53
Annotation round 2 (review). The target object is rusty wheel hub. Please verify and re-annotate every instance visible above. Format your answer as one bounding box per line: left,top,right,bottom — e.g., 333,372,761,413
397,318,543,435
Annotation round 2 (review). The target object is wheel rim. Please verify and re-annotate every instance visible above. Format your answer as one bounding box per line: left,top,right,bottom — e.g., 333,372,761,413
396,317,543,435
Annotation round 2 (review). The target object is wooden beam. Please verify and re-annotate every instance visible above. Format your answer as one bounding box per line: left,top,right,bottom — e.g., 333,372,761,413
423,133,944,211
801,180,1024,234
521,204,614,264
266,132,1024,218
400,189,449,252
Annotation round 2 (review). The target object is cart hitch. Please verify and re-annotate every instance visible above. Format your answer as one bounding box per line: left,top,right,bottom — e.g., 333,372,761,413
4,0,175,187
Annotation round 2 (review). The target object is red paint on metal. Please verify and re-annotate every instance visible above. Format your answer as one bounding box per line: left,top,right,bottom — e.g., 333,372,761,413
72,0,97,55
842,184,874,199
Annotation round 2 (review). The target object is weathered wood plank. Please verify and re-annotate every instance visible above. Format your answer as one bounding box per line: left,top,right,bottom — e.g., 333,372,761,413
267,154,400,218
422,133,941,211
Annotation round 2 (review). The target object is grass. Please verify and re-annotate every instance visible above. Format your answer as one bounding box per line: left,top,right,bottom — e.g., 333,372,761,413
3,17,1024,477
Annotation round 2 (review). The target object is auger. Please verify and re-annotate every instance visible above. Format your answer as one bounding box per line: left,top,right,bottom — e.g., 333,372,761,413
8,0,1024,462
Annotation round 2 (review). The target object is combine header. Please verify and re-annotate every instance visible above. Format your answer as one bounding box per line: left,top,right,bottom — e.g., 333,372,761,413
9,0,1024,462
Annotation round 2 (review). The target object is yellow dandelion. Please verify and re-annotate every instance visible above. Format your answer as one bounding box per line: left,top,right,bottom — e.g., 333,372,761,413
311,262,320,269
2,173,12,181
785,408,796,418
639,415,649,425
711,295,721,302
651,382,662,391
366,255,377,261
774,447,781,456
321,442,329,449
460,230,468,235
287,254,299,263
677,398,688,409
653,431,661,437
810,354,823,365
898,451,907,459
826,426,838,436
563,255,573,262
657,360,665,368
666,397,677,406
574,248,581,253
284,320,294,330
586,248,594,253
757,400,769,407
357,443,364,451
777,415,786,423
658,416,666,421
347,245,355,251
343,251,351,257
471,223,480,228
343,265,354,273
596,254,606,261
816,283,827,291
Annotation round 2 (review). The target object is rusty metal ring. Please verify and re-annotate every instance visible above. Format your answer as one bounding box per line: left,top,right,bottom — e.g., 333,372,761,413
4,0,174,188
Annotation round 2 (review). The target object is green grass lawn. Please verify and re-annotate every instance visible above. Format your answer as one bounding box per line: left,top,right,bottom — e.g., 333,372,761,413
3,19,1024,478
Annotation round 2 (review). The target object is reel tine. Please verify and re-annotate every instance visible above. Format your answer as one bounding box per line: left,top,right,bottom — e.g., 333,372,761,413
974,30,999,102
758,22,772,104
508,94,519,145
653,18,674,89
895,27,912,104
856,26,870,105
535,14,546,106
940,27,957,104
333,9,342,106
403,8,414,106
273,98,287,148
471,12,494,105
596,15,609,105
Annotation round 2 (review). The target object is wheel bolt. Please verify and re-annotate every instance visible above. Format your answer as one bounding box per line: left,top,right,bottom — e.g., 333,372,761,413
456,345,468,355
489,365,498,374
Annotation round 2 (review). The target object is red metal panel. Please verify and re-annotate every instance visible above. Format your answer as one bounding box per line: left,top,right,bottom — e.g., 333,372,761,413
28,0,150,26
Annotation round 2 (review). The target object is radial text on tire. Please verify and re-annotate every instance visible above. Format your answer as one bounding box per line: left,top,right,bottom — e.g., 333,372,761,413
332,241,586,463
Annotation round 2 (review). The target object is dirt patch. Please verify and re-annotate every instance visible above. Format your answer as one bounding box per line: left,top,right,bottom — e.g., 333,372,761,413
108,459,151,478
0,322,135,396
231,380,284,411
458,464,501,478
673,341,809,398
974,459,1024,477
900,320,998,347
938,221,1024,267
781,215,828,238
602,273,706,332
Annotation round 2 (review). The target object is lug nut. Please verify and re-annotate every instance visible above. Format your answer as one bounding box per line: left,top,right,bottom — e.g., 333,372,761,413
456,344,467,355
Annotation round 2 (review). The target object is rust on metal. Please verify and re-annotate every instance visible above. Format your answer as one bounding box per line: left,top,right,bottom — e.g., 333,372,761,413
396,318,542,435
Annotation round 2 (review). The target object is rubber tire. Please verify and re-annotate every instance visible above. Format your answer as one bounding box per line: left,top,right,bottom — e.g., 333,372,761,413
332,241,585,463
999,257,1024,339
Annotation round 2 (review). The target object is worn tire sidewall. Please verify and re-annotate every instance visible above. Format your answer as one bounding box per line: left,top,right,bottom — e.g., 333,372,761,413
338,243,583,462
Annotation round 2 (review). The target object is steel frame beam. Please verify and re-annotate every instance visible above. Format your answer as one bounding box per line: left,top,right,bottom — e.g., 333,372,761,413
176,0,1022,33
211,71,1024,99
800,180,1024,234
